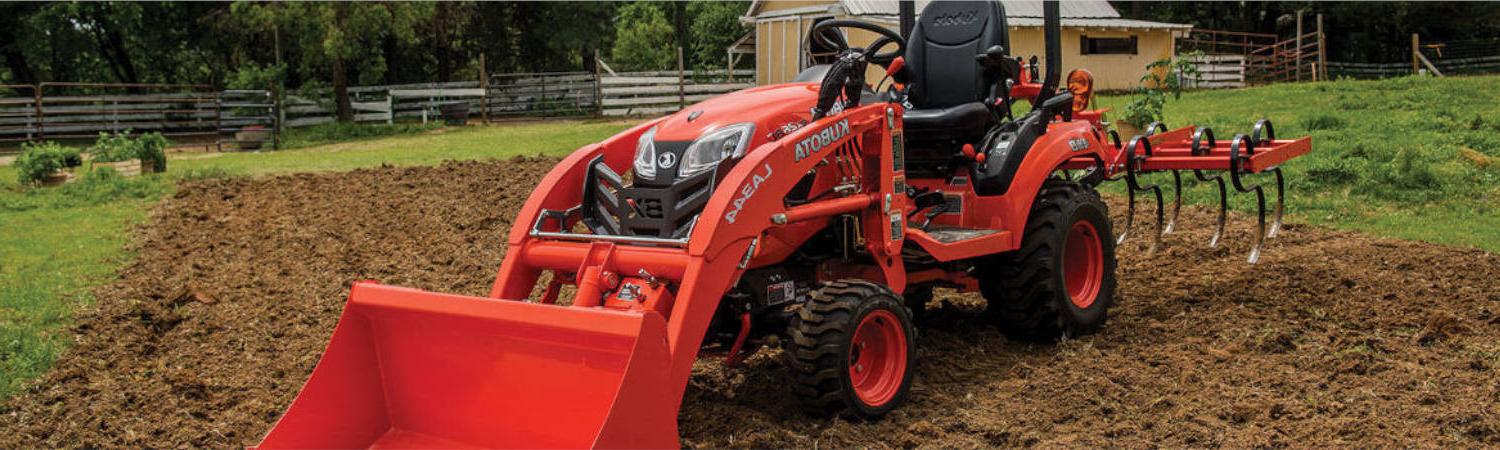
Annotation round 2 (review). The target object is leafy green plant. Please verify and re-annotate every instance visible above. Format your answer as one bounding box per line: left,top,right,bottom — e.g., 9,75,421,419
1120,51,1204,129
137,132,170,172
87,131,141,163
13,141,82,185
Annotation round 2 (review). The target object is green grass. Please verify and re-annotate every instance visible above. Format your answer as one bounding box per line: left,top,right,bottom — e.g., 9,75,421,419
1096,75,1500,251
0,119,631,398
279,121,446,150
174,120,630,176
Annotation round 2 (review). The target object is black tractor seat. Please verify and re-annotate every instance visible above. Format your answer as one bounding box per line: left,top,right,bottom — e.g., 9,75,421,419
896,0,1009,165
903,102,991,142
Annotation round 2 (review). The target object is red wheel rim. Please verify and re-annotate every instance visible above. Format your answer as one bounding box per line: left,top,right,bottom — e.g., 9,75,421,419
1063,220,1104,308
848,309,907,407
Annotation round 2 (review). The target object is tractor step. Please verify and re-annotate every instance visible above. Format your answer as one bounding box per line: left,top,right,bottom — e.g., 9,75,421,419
924,226,1000,244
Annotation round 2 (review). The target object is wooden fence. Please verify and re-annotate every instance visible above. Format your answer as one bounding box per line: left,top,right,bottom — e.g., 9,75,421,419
0,83,233,149
1182,55,1246,89
598,70,753,117
1179,12,1327,85
1,69,756,151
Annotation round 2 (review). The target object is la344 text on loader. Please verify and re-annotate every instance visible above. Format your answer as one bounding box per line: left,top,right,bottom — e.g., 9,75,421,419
256,1,1311,448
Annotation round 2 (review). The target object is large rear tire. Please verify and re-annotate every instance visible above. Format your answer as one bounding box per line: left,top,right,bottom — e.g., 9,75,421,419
980,179,1116,342
785,280,916,417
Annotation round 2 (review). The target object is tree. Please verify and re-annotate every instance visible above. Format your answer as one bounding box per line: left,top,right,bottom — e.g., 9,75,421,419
612,2,676,71
232,2,428,121
688,1,749,70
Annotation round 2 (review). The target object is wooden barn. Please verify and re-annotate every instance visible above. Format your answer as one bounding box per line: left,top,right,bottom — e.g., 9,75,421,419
741,0,1192,91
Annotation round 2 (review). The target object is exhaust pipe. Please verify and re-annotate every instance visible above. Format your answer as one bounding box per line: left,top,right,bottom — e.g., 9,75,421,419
1037,1,1062,102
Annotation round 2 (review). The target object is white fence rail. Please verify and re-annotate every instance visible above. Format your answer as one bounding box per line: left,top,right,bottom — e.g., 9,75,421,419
598,69,753,117
1183,55,1247,89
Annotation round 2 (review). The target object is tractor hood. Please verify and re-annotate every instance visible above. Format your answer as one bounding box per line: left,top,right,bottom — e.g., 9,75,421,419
652,82,819,143
634,83,820,186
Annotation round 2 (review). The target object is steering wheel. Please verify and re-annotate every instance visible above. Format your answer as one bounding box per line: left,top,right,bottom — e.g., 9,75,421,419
809,19,906,65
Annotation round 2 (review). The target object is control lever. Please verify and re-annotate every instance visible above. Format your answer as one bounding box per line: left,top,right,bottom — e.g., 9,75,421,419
906,190,948,230
976,45,1019,119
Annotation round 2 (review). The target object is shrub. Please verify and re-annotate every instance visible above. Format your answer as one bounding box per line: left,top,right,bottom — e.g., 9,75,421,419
84,130,171,171
56,165,167,205
13,141,81,185
137,132,170,172
88,131,141,163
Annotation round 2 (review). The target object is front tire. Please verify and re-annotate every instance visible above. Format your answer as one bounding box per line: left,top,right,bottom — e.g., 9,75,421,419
785,280,916,417
980,179,1117,342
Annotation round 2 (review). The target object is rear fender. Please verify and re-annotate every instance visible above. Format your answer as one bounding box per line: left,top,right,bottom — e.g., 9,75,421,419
1002,121,1109,247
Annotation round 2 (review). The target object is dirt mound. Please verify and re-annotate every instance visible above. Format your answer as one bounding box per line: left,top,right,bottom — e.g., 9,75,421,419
2,158,1498,448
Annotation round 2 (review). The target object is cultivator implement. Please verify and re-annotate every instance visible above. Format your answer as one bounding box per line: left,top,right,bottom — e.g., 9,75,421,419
1099,119,1309,263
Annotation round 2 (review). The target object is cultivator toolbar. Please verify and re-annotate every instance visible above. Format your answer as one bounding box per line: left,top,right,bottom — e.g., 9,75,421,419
1084,119,1310,263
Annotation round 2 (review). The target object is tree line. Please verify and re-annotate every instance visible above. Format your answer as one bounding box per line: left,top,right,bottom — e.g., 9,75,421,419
0,1,748,121
1117,1,1500,64
4,1,1495,121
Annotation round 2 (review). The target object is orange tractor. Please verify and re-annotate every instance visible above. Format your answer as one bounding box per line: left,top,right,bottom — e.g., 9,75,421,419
257,1,1309,448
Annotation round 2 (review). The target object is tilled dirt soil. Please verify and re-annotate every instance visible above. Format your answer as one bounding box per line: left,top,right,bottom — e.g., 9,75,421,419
1,158,1497,448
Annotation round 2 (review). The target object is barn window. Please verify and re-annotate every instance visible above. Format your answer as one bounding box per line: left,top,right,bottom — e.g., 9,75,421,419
1080,35,1138,55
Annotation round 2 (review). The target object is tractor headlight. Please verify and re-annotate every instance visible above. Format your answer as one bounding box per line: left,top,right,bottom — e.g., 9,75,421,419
678,123,755,179
632,126,659,179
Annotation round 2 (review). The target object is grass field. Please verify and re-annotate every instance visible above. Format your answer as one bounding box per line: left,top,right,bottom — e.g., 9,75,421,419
1,75,1497,398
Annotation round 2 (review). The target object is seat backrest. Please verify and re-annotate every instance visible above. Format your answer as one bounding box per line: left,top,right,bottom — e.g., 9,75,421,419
903,1,1009,109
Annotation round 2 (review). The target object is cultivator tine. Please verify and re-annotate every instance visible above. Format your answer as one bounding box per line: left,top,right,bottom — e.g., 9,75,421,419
1228,134,1268,264
1118,136,1165,254
1190,127,1228,248
1165,169,1183,234
1143,122,1182,234
1252,119,1286,238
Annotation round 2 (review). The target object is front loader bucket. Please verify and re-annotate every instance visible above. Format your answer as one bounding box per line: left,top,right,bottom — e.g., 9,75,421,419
255,282,679,449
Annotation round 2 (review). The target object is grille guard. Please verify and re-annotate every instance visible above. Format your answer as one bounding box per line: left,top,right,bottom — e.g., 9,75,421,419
580,155,715,239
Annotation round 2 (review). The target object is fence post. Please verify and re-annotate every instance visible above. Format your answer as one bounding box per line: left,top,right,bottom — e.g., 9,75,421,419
271,90,281,150
1317,14,1327,81
215,91,224,152
479,53,489,124
1295,10,1303,81
594,50,604,117
677,46,686,110
1412,33,1420,74
34,85,43,140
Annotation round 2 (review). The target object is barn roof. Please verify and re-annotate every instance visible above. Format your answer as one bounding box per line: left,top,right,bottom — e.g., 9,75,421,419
747,0,1191,30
